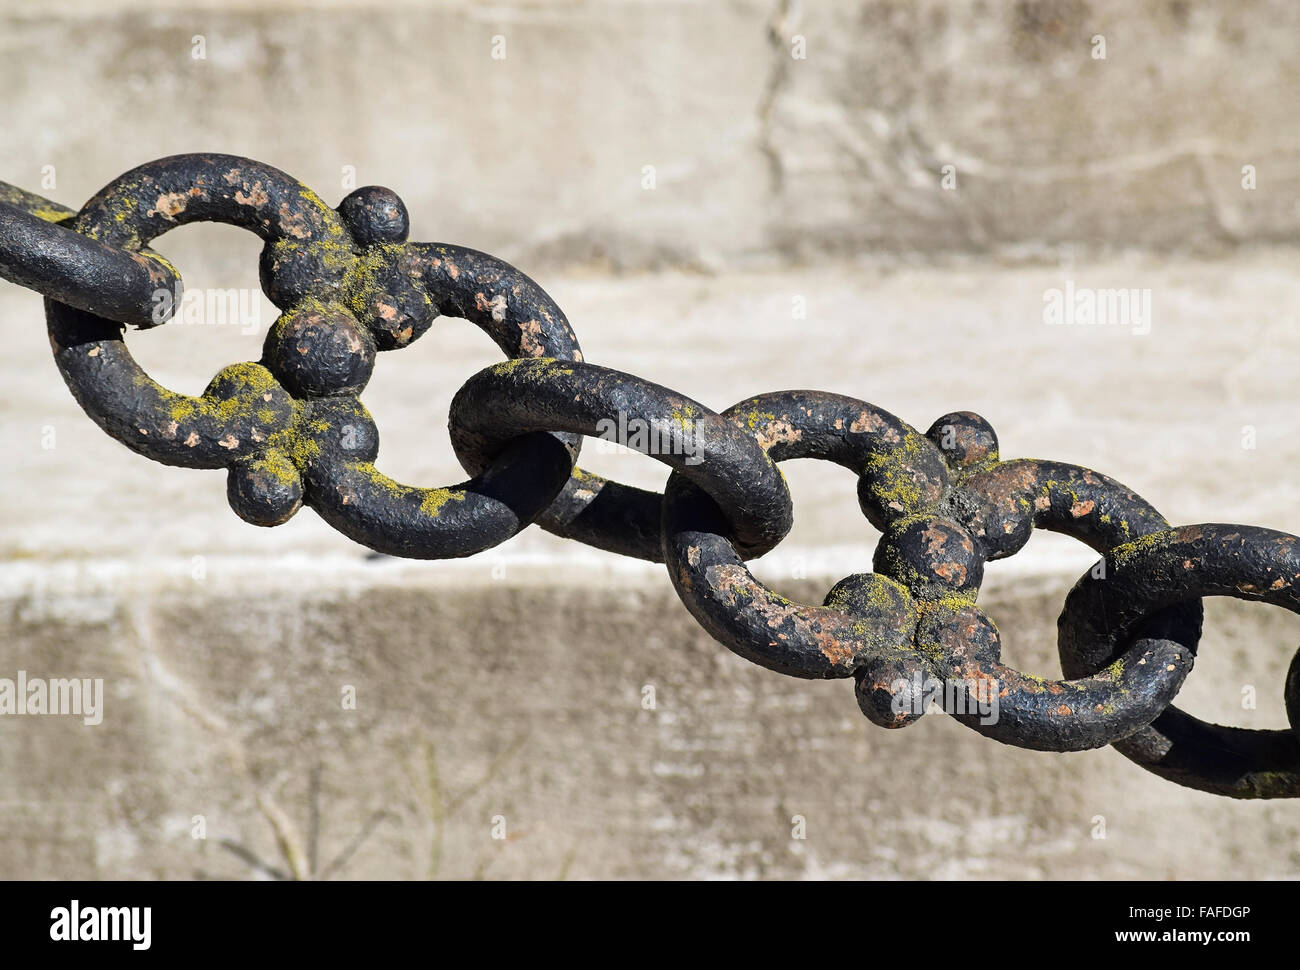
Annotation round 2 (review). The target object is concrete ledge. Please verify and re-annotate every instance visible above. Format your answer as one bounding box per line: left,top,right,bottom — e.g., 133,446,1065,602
2,557,1298,879
7,253,1300,563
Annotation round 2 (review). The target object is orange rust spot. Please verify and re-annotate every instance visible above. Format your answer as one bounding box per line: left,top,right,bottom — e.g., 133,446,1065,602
474,291,508,322
278,203,310,240
234,183,269,207
1054,704,1072,716
518,319,545,357
754,418,802,452
849,411,884,434
922,526,949,556
1070,499,1095,517
152,192,188,218
933,561,968,584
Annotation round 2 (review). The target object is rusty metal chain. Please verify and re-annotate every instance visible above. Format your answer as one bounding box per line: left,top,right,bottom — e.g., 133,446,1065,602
3,154,1298,799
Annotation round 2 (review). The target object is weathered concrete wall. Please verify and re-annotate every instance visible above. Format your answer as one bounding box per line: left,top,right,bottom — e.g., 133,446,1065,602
2,1,1299,879
1,0,1297,273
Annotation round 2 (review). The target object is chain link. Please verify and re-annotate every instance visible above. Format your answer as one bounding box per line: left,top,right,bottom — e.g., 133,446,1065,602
3,154,1298,798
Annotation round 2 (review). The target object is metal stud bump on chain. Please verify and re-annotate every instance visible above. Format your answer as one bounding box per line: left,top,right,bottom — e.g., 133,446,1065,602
2,154,1298,799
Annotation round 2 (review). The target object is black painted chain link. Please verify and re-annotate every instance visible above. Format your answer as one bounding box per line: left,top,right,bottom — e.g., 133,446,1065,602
3,154,1298,799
